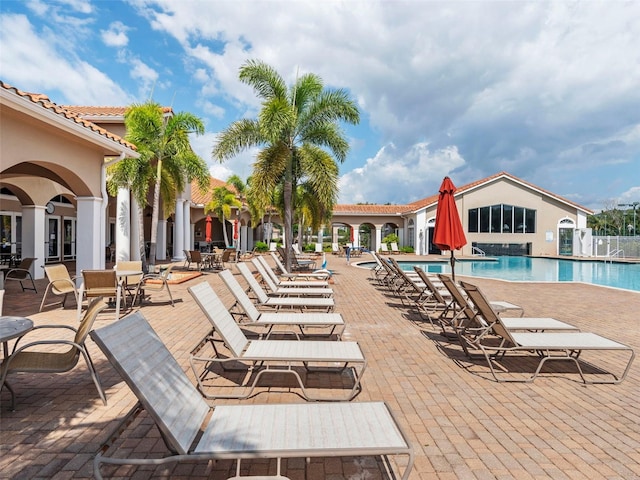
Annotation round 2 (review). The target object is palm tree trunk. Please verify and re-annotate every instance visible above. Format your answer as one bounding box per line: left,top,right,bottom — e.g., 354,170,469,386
283,179,293,271
222,215,230,247
137,204,148,273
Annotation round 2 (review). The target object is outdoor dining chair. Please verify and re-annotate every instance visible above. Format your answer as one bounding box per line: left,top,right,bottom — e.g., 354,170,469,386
4,257,37,293
39,263,79,311
77,270,123,321
132,264,175,307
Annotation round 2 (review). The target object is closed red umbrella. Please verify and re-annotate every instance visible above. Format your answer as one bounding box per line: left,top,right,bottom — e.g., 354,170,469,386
432,176,467,282
205,216,212,243
350,227,354,244
233,219,239,240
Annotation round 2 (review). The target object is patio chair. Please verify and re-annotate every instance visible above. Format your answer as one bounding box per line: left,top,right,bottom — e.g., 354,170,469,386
4,257,37,292
390,242,402,254
189,250,207,271
39,263,79,311
218,270,344,339
132,264,175,307
1,297,108,409
182,249,192,269
278,246,316,271
114,260,143,305
255,254,329,287
90,312,413,479
77,270,123,321
459,280,634,383
236,263,334,311
249,258,333,297
331,242,340,255
270,252,330,280
188,284,365,401
379,243,390,254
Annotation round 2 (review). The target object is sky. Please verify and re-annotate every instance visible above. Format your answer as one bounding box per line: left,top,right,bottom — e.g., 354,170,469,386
1,0,639,212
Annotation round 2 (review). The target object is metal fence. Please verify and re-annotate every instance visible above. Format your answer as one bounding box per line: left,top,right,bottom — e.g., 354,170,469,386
592,236,640,259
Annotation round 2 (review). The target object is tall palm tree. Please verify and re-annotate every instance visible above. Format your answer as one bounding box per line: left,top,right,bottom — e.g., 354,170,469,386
212,60,359,270
122,101,209,270
205,186,242,247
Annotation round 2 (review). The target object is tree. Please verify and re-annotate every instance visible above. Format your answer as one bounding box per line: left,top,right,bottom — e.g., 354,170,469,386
212,60,359,270
122,101,209,270
205,186,242,247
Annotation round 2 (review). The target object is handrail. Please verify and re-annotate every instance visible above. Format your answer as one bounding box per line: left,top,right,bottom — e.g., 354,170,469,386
606,249,624,263
471,246,486,257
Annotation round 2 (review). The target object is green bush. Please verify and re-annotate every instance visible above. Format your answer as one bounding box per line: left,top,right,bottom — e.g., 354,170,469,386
401,246,414,253
254,241,268,252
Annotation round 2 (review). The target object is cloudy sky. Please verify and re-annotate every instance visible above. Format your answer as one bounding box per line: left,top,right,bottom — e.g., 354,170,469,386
1,0,639,211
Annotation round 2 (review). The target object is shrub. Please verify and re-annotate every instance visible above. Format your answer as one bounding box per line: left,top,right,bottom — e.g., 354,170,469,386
401,246,414,254
254,241,268,252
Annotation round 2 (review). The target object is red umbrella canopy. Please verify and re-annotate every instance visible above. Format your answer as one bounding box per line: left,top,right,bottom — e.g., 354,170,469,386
432,177,467,251
350,227,354,243
233,219,239,240
205,216,212,243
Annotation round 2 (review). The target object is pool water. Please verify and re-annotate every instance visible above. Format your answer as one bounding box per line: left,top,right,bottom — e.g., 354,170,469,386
387,256,640,292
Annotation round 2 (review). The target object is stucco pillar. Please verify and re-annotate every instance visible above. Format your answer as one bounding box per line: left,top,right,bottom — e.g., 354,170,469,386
172,199,185,261
353,224,360,248
76,196,104,277
156,219,167,260
183,200,191,251
20,205,46,279
317,227,323,246
375,225,382,252
115,187,131,262
130,197,141,261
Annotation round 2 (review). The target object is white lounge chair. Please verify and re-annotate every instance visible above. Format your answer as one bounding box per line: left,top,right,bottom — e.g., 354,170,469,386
186,286,365,401
255,254,329,287
235,263,335,311
90,312,414,479
270,252,331,280
249,258,333,297
459,280,635,384
218,270,344,339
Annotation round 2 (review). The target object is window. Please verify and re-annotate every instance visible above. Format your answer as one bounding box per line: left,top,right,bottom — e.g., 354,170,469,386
467,204,536,234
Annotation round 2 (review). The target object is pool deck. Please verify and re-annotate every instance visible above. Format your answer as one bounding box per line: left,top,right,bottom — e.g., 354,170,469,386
1,254,639,479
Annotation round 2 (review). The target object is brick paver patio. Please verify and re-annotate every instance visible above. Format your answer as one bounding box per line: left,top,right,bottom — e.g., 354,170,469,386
1,255,639,479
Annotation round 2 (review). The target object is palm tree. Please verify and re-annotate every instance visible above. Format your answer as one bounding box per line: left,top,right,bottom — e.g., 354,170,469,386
212,60,359,270
205,186,242,247
122,101,209,270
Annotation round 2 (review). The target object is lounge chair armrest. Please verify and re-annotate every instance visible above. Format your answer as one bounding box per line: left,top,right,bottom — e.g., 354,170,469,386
8,339,84,358
11,324,78,352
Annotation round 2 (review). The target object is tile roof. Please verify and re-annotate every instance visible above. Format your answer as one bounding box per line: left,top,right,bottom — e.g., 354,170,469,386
190,177,237,206
62,105,173,117
337,171,593,216
0,81,137,151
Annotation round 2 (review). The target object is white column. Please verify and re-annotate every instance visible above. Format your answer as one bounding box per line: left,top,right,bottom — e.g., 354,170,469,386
115,187,131,262
183,200,191,251
76,196,104,277
172,199,185,260
375,225,382,252
20,205,46,279
156,219,167,260
353,224,360,248
130,197,142,261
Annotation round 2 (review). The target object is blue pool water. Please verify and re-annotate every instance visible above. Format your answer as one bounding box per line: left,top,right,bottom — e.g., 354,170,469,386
383,256,640,292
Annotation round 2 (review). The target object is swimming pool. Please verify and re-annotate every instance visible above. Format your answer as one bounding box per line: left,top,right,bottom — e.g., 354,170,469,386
373,256,640,292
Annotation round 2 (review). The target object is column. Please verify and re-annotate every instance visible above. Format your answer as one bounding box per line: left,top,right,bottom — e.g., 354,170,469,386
115,187,131,262
20,205,46,279
353,224,360,248
375,225,382,252
183,200,191,251
172,199,185,261
76,196,103,277
130,197,141,261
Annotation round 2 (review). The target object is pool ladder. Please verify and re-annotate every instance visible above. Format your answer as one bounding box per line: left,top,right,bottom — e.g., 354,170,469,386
605,249,624,263
471,246,486,257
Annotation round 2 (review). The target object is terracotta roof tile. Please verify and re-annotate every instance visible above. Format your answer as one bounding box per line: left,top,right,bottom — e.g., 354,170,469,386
62,105,173,117
1,81,137,151
190,177,237,205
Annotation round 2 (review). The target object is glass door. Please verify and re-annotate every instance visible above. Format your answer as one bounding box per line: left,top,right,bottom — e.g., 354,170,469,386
63,217,76,260
46,216,61,262
558,228,573,256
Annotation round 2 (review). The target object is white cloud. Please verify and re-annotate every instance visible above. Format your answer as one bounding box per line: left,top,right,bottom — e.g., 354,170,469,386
0,14,131,104
338,143,466,204
101,21,129,47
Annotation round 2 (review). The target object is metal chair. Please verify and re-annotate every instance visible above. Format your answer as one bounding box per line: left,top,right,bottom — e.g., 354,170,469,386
132,264,175,307
78,270,123,321
4,257,37,292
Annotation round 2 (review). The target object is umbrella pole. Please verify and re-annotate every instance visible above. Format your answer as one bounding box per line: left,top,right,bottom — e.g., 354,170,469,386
450,251,456,283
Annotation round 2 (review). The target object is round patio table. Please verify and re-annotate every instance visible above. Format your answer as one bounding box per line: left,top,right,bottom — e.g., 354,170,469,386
0,316,34,410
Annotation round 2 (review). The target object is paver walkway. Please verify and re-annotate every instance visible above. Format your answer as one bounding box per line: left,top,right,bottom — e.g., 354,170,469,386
1,255,639,479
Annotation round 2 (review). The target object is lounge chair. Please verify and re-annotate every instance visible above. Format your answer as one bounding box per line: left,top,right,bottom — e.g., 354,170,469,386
278,246,316,271
4,257,37,292
90,312,413,479
379,243,390,254
390,242,402,254
1,297,108,409
458,280,634,383
331,242,340,255
249,258,333,297
270,252,330,280
218,270,344,339
187,285,365,401
314,242,323,253
255,254,329,287
235,263,334,311
39,263,79,311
